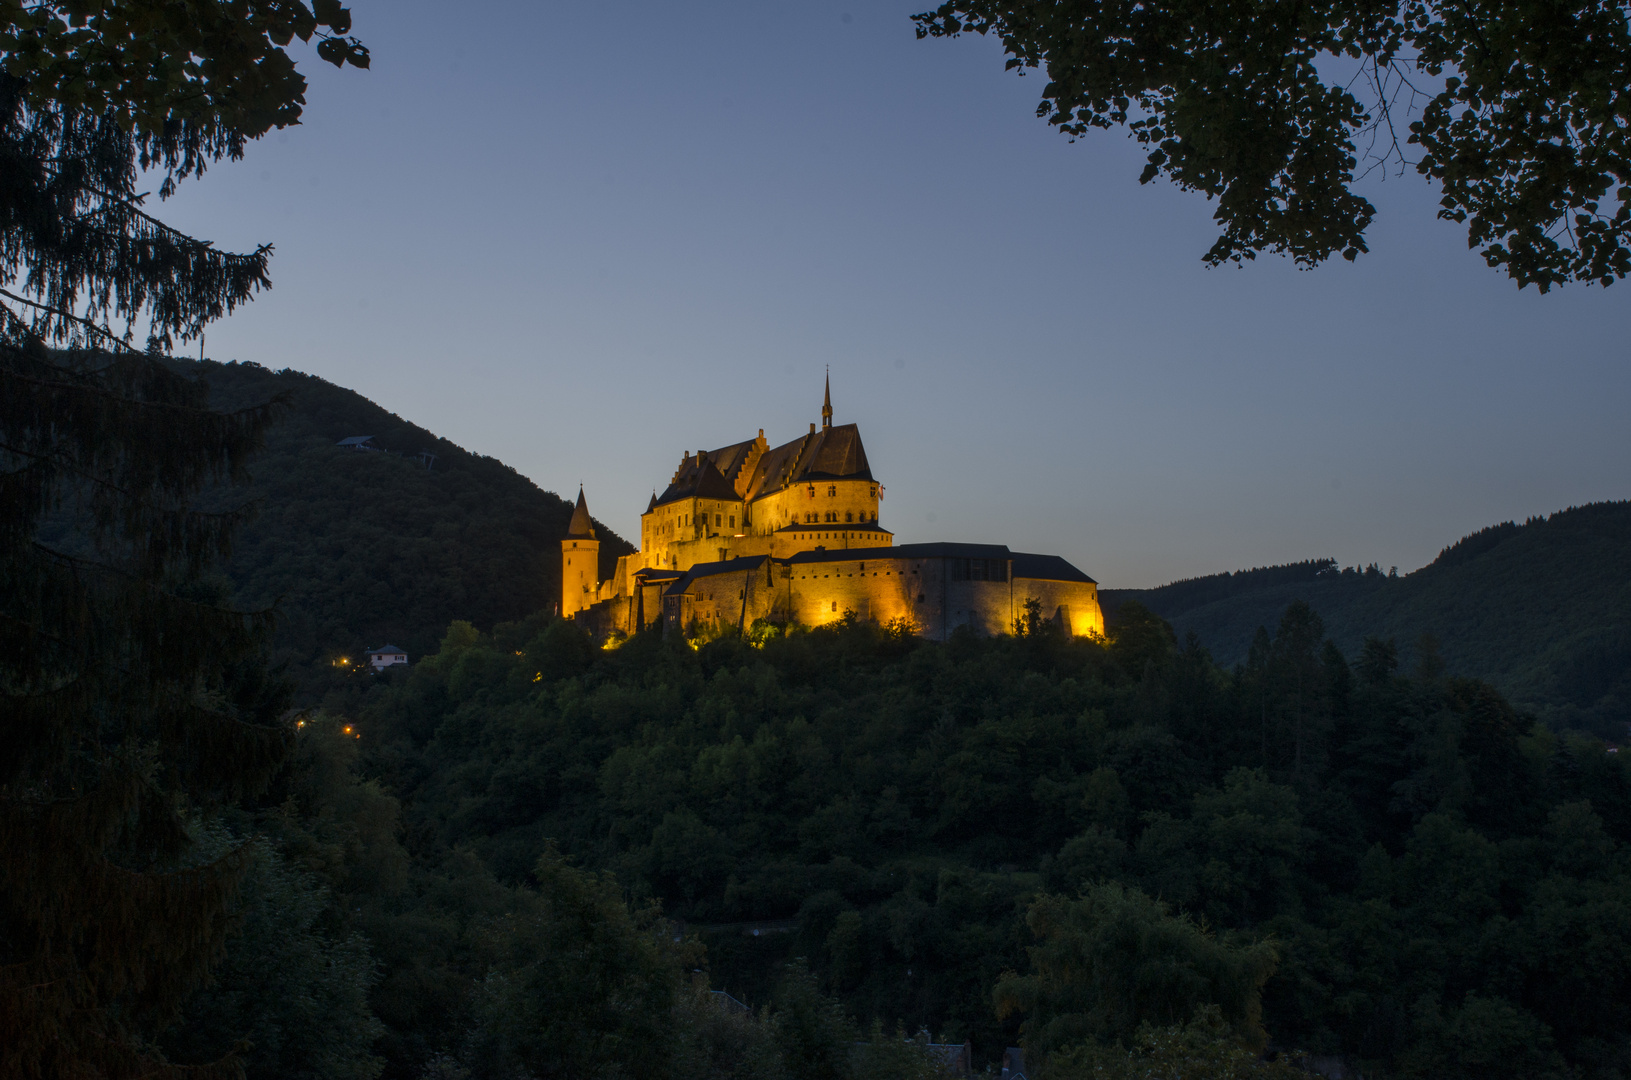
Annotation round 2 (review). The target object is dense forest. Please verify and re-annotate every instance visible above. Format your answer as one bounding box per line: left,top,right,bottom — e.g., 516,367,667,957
173,358,632,688
163,603,1631,1079
112,363,1629,1077
1104,503,1631,738
158,359,1630,740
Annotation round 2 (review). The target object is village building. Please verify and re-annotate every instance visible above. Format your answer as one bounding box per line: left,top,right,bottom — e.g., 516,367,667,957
367,644,408,670
564,378,1103,640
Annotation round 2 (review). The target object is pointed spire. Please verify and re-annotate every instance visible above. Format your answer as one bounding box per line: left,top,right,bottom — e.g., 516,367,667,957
821,367,832,430
567,485,596,538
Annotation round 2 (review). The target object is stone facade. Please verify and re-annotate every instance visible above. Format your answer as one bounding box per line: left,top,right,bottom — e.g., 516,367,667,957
566,379,1104,641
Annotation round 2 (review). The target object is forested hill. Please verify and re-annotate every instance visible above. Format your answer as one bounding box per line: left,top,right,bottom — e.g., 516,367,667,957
174,359,632,683
1102,502,1631,735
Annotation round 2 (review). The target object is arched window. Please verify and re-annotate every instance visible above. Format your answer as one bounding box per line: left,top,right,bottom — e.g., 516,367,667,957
845,511,853,522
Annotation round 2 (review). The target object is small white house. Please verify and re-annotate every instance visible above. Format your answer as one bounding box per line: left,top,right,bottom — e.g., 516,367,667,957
368,645,408,670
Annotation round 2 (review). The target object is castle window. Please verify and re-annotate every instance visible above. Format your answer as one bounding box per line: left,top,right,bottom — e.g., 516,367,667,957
831,601,837,612
730,516,735,528
715,514,722,526
845,511,853,522
828,485,836,497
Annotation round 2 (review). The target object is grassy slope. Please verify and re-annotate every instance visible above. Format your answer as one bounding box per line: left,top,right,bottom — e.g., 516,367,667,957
1103,503,1631,732
178,359,632,680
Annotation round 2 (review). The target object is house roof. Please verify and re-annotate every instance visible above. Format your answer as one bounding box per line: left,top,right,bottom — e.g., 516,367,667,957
780,544,1094,582
743,423,873,502
566,487,596,538
663,555,773,595
782,541,1009,566
368,644,406,655
653,451,744,508
1011,552,1097,584
772,520,893,536
336,435,378,447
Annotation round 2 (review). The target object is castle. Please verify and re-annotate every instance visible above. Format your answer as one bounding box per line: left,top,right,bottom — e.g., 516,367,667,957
562,378,1104,640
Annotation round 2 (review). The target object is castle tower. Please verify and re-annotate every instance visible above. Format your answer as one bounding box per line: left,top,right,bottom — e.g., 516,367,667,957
561,486,600,619
821,369,832,430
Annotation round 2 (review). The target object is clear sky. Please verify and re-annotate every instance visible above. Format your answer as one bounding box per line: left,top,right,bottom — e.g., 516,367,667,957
157,0,1631,589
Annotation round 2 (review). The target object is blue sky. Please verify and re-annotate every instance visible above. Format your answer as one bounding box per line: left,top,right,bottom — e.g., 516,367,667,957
158,0,1631,588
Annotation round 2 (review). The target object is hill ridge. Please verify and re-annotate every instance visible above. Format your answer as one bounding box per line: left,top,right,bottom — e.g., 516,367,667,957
174,358,632,686
1104,500,1631,735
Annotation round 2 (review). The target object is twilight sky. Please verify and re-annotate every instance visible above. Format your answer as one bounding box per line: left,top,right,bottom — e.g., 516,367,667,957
157,0,1631,589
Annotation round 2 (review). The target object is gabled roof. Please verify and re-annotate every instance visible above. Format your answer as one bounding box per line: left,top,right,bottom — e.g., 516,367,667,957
566,487,596,538
743,423,873,502
653,451,742,508
336,435,379,448
1011,552,1096,584
367,644,406,654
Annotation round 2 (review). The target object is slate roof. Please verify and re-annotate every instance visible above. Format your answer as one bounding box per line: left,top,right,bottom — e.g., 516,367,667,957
1011,552,1097,584
744,423,872,501
783,541,1007,566
566,487,596,538
654,451,743,508
663,555,773,595
772,521,893,536
781,543,1094,583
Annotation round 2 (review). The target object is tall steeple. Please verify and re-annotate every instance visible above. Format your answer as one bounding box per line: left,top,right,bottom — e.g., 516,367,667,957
821,368,832,430
566,485,596,538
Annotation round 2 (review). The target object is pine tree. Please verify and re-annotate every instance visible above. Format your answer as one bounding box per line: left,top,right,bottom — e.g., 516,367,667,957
0,6,366,1075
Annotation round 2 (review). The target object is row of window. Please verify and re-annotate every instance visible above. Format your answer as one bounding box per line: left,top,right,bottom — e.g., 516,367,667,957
803,510,877,524
808,484,879,498
650,510,735,537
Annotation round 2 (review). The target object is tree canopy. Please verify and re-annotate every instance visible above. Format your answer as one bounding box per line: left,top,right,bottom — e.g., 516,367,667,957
1,3,367,1074
914,0,1631,289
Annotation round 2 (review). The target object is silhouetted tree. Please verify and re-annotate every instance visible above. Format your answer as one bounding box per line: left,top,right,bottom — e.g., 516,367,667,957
0,5,366,1074
915,0,1631,289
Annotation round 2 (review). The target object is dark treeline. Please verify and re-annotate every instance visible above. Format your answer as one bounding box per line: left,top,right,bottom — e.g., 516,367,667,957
177,602,1631,1080
1106,502,1631,738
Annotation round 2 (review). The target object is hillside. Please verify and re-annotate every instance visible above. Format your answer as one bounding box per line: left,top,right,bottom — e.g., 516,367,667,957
1102,503,1631,735
175,359,632,686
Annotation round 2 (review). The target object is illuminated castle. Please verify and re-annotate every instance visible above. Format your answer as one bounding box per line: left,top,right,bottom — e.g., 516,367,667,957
563,377,1103,640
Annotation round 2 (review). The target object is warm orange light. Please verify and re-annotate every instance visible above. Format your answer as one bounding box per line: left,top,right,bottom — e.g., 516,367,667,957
342,725,352,734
